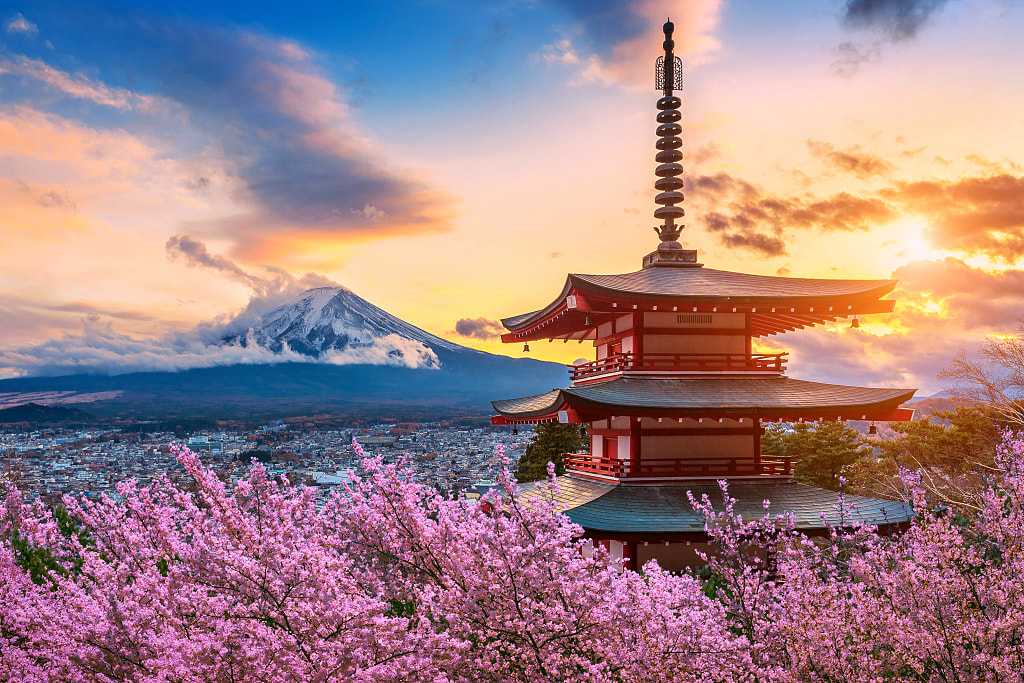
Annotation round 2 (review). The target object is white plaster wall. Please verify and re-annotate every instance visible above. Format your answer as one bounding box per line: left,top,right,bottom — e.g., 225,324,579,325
615,314,634,332
591,435,603,458
609,540,624,563
610,416,631,429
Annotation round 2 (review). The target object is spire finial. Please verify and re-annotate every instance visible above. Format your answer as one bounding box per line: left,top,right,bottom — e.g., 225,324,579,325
645,18,700,269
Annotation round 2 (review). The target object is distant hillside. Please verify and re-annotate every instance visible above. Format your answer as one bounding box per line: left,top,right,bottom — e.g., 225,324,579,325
0,402,94,424
906,391,975,418
0,349,568,421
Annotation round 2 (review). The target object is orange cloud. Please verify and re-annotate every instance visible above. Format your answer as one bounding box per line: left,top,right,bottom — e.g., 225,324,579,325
807,140,894,178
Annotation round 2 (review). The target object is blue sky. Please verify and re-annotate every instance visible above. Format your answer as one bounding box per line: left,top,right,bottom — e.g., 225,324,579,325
2,0,1024,391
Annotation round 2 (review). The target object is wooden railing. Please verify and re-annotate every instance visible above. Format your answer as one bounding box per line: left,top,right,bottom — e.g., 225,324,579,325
563,452,795,479
569,352,787,381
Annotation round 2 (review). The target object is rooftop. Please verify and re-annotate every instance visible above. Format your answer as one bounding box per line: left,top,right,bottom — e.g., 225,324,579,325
492,376,915,423
516,475,913,536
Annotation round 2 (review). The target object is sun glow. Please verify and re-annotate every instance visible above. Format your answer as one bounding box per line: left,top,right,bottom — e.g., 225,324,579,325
887,217,945,264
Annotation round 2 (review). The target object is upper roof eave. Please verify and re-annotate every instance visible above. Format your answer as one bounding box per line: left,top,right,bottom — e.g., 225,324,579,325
500,268,898,334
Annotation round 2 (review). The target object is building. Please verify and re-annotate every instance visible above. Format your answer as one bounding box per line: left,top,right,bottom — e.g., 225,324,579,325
489,20,915,571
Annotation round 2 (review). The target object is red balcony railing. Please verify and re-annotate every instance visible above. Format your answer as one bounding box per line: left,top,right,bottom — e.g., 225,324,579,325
569,352,787,381
562,452,795,479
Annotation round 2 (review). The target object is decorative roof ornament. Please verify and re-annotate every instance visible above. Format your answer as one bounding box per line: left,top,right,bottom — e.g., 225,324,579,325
643,18,702,269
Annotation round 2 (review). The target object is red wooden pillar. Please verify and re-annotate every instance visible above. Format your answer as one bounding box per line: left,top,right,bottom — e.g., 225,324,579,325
744,313,752,357
629,417,641,478
754,416,762,473
624,541,638,571
632,311,643,367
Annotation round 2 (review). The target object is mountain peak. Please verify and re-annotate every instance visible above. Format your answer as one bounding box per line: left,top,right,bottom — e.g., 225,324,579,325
227,285,465,364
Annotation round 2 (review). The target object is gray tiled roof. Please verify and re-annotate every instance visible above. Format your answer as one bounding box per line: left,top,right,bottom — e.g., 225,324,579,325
517,476,615,514
572,268,895,299
565,377,914,411
491,377,915,417
491,389,563,417
502,267,895,330
520,476,912,532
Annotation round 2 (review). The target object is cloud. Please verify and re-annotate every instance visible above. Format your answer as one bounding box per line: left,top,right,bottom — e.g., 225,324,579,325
0,234,444,377
545,0,724,87
831,41,881,77
842,0,951,42
0,56,162,111
5,12,37,35
454,317,505,339
116,23,454,257
769,258,1024,392
692,158,1024,262
834,1,950,77
807,140,893,178
692,172,896,256
880,174,1024,261
0,19,455,262
166,234,267,293
0,318,310,378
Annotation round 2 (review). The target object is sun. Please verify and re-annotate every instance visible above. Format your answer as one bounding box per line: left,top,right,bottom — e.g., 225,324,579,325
888,217,945,264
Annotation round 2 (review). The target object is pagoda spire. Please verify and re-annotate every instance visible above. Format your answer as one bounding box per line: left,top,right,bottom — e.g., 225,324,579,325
643,18,702,269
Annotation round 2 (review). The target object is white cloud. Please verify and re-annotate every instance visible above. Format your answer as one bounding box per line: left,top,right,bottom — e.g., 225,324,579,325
0,317,439,378
5,13,37,36
0,56,164,111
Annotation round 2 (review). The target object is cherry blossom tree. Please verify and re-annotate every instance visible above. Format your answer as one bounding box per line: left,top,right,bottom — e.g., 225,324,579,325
2,435,1024,681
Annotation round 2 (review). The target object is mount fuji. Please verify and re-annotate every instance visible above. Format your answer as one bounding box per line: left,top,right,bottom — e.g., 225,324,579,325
224,286,460,365
0,287,566,421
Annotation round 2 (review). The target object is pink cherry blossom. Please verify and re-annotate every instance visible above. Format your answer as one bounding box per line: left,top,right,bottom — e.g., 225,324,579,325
2,433,1024,680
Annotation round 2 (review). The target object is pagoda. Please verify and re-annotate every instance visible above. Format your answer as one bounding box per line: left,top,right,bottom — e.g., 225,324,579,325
490,20,915,571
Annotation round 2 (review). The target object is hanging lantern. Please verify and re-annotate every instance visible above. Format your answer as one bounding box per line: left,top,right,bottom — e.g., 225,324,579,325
512,425,519,435
584,313,592,327
868,423,877,435
523,342,530,352
850,316,860,329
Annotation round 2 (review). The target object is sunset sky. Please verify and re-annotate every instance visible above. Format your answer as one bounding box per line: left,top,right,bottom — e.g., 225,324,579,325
2,0,1023,392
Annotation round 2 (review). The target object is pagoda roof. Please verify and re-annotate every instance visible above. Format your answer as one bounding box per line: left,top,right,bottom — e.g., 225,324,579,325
516,475,912,536
491,376,915,423
501,267,896,339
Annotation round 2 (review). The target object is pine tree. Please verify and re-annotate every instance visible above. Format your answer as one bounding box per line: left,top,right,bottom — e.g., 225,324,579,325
515,423,587,483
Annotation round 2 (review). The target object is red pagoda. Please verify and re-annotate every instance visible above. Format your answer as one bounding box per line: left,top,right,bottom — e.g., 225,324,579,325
490,20,915,571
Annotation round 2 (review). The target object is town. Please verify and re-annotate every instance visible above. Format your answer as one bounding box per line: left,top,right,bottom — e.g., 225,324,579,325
0,423,533,501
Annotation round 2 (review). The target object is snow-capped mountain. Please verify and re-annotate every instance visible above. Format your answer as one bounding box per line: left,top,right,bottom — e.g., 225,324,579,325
227,287,465,365
0,286,568,420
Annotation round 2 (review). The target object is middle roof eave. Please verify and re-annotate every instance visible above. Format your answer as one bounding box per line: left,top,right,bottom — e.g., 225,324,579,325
563,376,915,411
491,376,916,421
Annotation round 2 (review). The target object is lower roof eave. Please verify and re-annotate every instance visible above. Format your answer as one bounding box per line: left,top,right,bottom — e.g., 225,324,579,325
580,521,912,543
